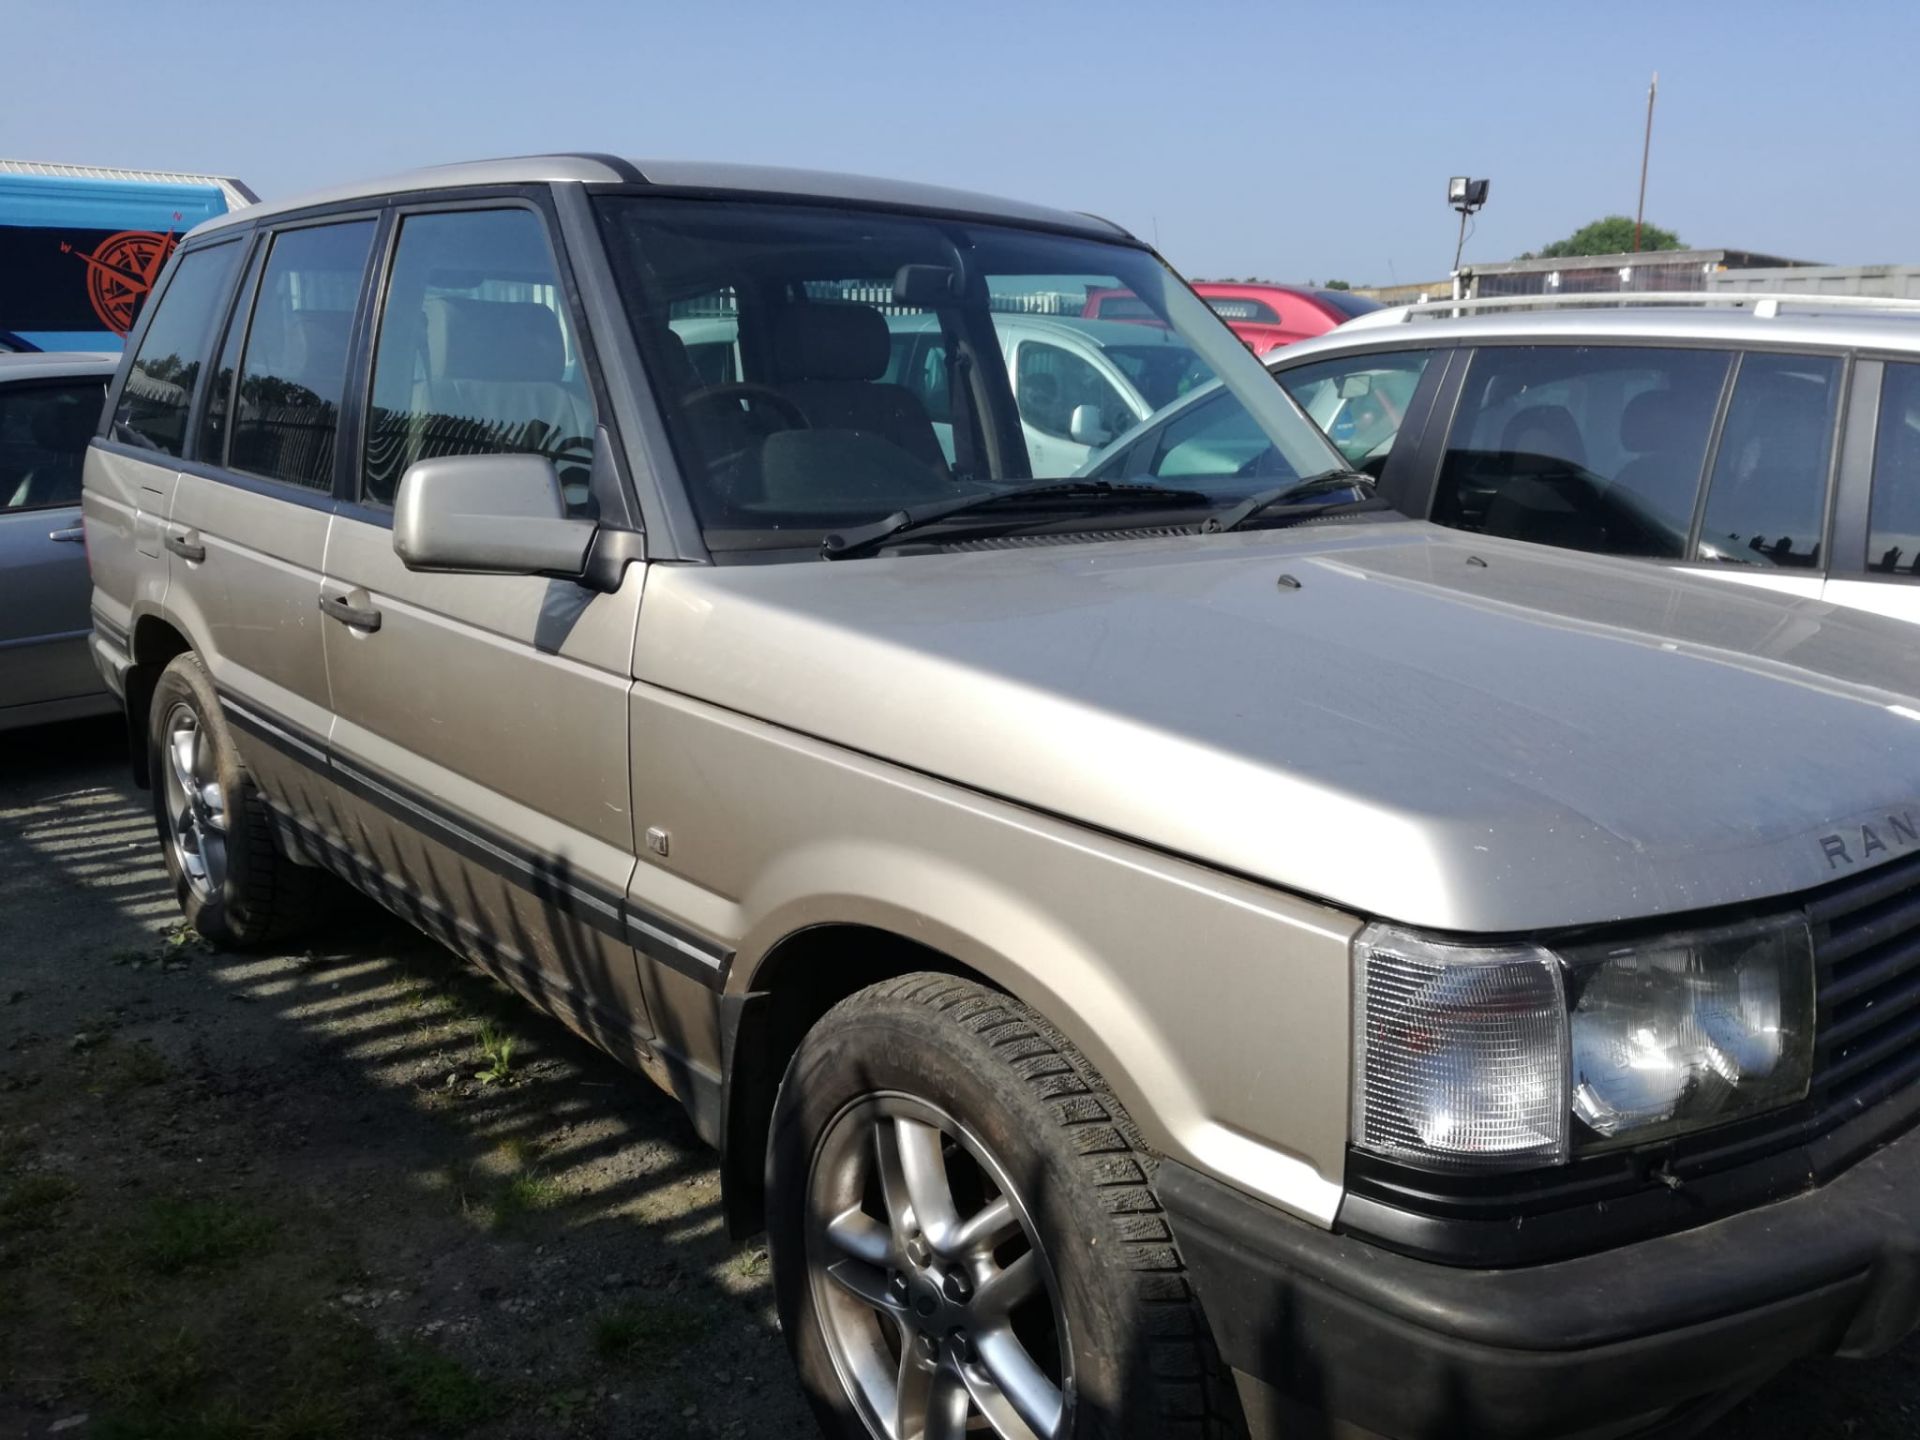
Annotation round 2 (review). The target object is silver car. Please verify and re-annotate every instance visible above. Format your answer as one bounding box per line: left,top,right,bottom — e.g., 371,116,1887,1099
1260,299,1920,627
84,157,1920,1440
0,350,116,730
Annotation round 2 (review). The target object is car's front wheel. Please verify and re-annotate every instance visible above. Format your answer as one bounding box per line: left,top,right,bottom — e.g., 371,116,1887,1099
768,973,1241,1440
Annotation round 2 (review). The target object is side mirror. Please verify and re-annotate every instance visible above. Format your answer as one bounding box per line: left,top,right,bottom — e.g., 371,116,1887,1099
393,454,598,581
1338,373,1374,399
1068,403,1112,447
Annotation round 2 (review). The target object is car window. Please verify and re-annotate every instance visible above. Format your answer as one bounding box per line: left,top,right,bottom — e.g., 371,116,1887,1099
1695,353,1841,570
1016,341,1132,445
0,380,105,509
230,221,375,492
1122,385,1300,484
884,330,954,426
363,208,595,513
1206,297,1281,324
197,243,268,465
594,196,1341,553
668,292,740,385
1868,362,1920,577
1277,350,1432,474
113,241,243,457
1436,345,1731,559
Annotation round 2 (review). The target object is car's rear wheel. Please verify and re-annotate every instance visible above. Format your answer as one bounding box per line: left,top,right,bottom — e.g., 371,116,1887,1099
768,973,1242,1440
148,653,320,947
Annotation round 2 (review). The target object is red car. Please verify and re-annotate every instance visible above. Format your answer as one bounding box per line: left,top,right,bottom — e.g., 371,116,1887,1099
1082,282,1381,356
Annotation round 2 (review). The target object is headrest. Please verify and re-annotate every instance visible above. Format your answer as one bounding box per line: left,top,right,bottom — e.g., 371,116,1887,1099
1502,404,1584,464
32,390,99,451
1620,388,1694,452
769,303,889,383
656,327,694,389
425,296,565,383
285,310,351,386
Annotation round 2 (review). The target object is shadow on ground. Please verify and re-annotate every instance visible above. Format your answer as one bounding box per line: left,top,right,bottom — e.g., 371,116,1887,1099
0,720,812,1439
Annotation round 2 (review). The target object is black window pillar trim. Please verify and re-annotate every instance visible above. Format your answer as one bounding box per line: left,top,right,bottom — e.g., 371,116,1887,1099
333,208,396,505
1829,357,1883,580
552,182,707,560
177,230,260,467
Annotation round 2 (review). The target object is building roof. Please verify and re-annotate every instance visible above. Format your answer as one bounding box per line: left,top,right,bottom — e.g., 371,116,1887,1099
187,154,1132,241
0,158,257,210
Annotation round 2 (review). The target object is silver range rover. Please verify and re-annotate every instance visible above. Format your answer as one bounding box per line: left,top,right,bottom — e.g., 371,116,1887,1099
84,155,1920,1440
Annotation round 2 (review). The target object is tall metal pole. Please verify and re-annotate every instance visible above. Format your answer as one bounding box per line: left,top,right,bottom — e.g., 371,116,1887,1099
1634,72,1658,253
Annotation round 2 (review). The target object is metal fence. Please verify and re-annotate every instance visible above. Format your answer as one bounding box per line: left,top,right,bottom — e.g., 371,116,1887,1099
669,282,1087,319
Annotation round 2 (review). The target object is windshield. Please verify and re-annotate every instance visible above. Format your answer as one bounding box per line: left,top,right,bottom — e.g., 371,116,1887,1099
593,197,1342,555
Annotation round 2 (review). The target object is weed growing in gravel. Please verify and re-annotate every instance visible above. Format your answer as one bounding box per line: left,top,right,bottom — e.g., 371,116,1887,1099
592,1295,715,1362
724,1243,771,1283
135,1198,277,1275
387,1338,501,1430
473,1020,516,1086
0,1172,76,1234
488,1171,564,1229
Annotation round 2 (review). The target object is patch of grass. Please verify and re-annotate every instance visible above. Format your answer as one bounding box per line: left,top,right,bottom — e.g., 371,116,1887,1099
724,1243,770,1283
496,1134,542,1170
135,1198,277,1275
0,1172,77,1235
488,1171,564,1230
386,1339,500,1431
472,1020,516,1086
91,1040,173,1096
591,1295,713,1362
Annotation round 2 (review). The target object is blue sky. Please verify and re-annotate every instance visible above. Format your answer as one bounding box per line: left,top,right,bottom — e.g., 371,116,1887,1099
9,0,1917,284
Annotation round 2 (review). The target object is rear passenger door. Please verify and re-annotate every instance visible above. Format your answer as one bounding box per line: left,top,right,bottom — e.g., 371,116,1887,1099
166,216,377,797
316,200,656,1054
1824,359,1920,624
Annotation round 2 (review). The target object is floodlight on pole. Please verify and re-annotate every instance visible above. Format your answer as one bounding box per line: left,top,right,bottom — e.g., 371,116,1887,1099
1448,176,1489,277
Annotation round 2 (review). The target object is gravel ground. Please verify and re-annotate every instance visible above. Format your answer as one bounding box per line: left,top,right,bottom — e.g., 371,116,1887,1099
2,721,1918,1439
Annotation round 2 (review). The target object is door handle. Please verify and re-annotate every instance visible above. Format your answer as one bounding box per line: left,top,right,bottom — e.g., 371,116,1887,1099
48,527,84,543
163,530,205,563
318,592,382,633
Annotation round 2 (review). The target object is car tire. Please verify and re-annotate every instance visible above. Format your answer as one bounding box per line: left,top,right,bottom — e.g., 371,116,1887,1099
147,653,321,948
768,972,1244,1440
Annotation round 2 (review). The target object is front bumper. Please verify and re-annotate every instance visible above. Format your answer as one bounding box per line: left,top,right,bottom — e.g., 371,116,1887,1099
1160,1120,1920,1439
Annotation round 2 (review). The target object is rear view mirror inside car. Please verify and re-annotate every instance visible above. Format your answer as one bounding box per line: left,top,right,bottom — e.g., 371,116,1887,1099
1339,373,1374,399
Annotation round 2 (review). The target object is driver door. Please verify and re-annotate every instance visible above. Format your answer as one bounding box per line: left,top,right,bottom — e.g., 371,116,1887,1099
317,200,656,1056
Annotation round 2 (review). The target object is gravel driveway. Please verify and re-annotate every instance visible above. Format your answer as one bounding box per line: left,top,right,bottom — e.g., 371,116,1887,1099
2,721,1916,1438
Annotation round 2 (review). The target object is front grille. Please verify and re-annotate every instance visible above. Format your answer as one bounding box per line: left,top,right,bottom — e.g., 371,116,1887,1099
1809,848,1920,1130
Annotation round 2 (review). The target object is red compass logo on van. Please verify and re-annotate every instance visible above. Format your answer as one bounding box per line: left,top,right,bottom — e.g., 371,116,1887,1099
61,224,179,335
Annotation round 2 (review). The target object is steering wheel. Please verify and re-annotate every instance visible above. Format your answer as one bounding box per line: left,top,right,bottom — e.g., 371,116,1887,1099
682,381,810,432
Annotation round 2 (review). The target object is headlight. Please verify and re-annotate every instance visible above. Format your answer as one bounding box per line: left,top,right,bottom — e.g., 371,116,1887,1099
1352,914,1814,1173
1565,915,1814,1144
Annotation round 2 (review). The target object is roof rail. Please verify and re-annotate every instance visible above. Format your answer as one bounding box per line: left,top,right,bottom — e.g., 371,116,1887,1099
1348,290,1920,327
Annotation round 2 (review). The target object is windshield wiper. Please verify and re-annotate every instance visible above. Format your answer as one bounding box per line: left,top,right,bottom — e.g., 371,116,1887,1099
820,480,1214,560
1205,470,1383,534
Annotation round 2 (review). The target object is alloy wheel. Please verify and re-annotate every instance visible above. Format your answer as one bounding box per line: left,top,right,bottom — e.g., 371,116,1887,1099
806,1091,1073,1440
160,702,228,902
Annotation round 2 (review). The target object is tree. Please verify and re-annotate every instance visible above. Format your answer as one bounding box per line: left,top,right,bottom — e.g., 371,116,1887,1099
1524,215,1684,260
1323,279,1352,290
